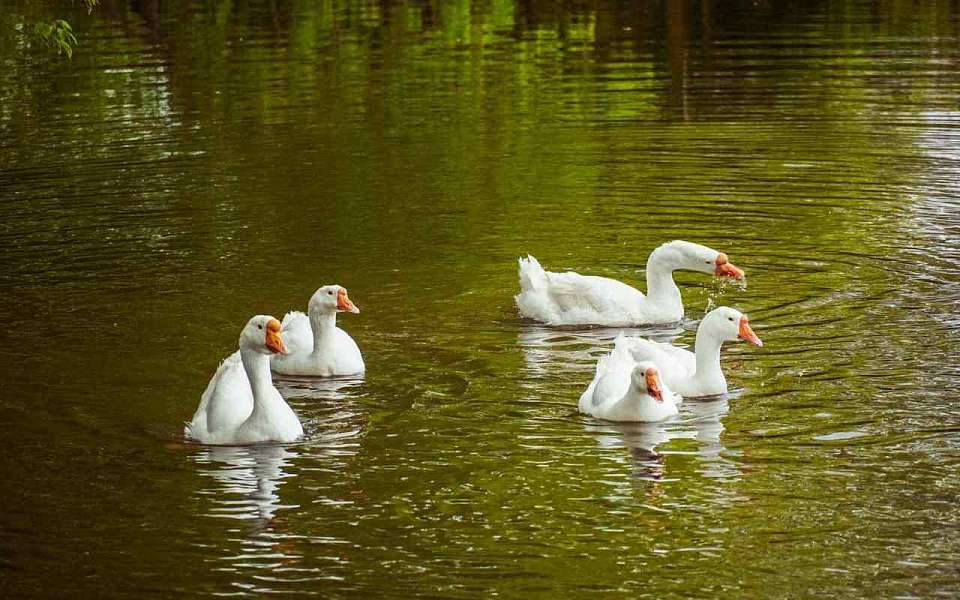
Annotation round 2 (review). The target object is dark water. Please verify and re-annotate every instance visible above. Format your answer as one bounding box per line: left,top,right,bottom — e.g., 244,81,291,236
2,0,960,597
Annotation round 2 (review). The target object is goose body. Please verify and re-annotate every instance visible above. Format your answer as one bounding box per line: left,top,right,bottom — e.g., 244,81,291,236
271,285,364,377
186,316,304,445
516,240,744,326
579,336,682,422
626,306,763,397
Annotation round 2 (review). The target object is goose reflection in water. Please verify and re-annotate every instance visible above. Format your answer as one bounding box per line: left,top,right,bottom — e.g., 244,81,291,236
518,323,686,380
273,373,364,399
584,396,740,481
273,375,366,456
192,444,300,527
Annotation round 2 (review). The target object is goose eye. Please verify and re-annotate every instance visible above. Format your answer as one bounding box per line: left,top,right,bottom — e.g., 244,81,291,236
328,290,334,295
258,324,263,330
728,317,734,321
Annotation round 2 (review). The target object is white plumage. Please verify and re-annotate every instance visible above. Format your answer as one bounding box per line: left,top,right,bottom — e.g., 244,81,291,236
271,285,365,377
185,315,304,445
579,335,682,422
625,306,762,397
278,311,313,357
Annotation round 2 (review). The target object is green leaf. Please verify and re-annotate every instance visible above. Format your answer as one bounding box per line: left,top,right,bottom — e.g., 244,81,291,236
33,18,78,58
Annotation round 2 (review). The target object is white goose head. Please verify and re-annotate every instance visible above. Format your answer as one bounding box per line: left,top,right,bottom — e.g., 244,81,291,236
240,315,289,355
700,306,763,346
308,284,360,315
630,362,665,401
653,240,745,280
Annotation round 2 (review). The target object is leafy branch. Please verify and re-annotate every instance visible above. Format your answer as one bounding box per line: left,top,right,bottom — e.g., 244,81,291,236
33,19,78,57
24,0,101,58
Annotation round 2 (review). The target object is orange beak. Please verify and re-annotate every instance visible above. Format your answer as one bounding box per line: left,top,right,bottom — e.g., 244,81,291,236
738,316,763,347
265,318,288,354
715,252,745,280
645,368,664,402
336,288,360,314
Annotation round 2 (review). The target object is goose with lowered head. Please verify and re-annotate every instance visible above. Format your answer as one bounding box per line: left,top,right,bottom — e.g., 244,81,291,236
271,285,364,377
626,306,762,398
579,336,682,422
185,315,304,445
516,240,744,326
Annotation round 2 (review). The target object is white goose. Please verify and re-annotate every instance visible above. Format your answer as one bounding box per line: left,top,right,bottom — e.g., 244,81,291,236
579,336,682,422
626,306,762,397
185,315,304,445
271,285,364,377
516,240,745,326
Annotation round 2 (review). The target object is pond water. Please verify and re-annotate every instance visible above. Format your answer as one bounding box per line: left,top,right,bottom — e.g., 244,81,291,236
2,0,960,597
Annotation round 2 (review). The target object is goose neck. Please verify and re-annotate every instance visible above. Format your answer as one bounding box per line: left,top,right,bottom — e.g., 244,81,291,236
240,346,276,406
309,310,338,353
645,257,682,312
693,326,725,383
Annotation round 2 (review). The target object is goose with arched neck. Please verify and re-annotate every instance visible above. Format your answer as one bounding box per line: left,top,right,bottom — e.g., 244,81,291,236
516,240,745,326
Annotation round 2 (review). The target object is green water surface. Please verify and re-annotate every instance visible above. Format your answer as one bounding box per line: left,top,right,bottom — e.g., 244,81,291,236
1,0,959,597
